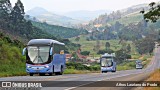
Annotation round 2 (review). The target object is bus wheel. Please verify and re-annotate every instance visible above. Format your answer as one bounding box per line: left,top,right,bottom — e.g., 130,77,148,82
55,72,59,75
112,68,116,72
29,73,33,76
59,67,63,75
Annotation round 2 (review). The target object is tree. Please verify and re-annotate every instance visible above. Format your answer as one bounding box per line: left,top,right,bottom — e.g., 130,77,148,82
0,0,12,28
75,36,80,42
93,40,100,52
97,49,114,54
105,42,110,50
141,2,160,22
135,37,155,55
0,0,12,18
115,49,127,63
10,0,25,22
126,44,131,53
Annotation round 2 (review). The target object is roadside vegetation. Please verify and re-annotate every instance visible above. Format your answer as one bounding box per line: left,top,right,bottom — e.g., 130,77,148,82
117,61,136,71
64,55,152,74
69,35,123,55
64,62,100,74
0,32,26,77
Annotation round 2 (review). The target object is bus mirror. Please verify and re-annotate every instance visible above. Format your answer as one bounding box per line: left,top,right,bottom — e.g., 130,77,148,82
22,48,26,56
50,47,53,55
111,62,114,66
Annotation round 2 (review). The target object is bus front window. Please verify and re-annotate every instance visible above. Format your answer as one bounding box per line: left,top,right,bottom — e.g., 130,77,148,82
101,57,113,67
28,46,50,64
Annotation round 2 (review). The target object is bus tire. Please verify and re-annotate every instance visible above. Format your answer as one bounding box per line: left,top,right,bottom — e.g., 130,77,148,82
112,68,116,72
29,73,33,76
59,66,63,75
55,72,59,75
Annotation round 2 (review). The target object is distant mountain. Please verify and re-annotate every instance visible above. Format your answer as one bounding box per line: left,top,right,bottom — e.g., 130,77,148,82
26,7,83,27
63,10,112,21
88,3,150,27
26,7,49,16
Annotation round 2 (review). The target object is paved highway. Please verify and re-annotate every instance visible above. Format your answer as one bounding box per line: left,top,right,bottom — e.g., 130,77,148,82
0,48,160,90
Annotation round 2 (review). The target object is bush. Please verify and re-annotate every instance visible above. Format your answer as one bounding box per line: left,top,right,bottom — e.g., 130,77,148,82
0,33,26,77
66,62,100,71
97,49,114,54
126,54,132,59
81,51,90,56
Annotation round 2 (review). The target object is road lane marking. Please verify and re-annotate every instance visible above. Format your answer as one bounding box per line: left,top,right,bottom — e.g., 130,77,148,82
64,71,145,90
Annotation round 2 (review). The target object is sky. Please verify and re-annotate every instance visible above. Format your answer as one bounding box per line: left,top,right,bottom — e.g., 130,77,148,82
10,0,160,13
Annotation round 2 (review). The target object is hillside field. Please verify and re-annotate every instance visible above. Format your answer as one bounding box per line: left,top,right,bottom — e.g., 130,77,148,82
69,35,139,58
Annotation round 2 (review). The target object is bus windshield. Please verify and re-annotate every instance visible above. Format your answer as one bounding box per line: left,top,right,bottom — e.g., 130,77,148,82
101,57,113,67
28,46,50,64
136,60,142,65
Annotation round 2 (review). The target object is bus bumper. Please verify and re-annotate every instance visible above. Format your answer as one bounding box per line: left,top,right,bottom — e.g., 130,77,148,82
26,64,53,74
101,66,115,72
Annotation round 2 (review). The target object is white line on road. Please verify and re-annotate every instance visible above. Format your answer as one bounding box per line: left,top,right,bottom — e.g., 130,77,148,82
64,71,144,90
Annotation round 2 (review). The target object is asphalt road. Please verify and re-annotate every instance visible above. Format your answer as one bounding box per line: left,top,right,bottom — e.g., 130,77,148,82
0,48,160,90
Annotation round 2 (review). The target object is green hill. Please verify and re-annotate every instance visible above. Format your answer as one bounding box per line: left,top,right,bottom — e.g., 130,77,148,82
108,12,143,25
32,22,88,38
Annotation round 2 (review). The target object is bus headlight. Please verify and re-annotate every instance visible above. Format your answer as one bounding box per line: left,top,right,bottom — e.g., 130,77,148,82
45,65,49,68
27,66,31,68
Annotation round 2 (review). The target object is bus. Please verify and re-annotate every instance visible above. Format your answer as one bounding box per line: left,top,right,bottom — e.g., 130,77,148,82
100,53,116,73
22,39,66,76
135,60,143,69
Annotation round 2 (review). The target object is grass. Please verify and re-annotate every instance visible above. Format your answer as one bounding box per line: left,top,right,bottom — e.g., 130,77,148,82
64,69,99,74
117,54,152,71
117,60,136,71
0,63,26,77
70,35,128,55
0,40,27,77
144,69,160,90
69,35,142,61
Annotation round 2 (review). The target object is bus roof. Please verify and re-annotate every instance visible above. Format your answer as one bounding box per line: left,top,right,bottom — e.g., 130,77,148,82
27,39,65,46
101,53,115,58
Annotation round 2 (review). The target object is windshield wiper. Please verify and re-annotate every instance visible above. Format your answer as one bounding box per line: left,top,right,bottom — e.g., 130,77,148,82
38,56,44,63
33,56,38,63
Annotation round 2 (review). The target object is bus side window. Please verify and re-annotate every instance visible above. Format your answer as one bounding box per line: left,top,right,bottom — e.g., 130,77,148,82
58,45,60,54
59,45,64,54
54,44,58,54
